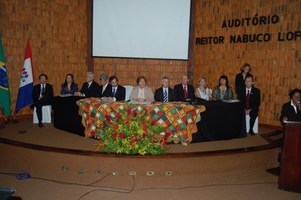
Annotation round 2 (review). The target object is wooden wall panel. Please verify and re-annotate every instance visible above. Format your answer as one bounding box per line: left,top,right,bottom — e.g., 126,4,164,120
93,58,187,91
193,0,301,126
0,0,88,115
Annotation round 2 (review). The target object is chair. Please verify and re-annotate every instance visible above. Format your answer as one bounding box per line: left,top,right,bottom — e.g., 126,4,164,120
0,187,16,200
124,85,134,102
33,105,52,123
246,115,259,133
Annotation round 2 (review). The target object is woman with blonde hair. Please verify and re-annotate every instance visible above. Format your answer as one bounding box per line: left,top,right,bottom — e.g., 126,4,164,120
195,77,212,101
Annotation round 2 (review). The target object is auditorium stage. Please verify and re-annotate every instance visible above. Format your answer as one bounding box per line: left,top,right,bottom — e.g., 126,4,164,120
0,119,282,156
1,120,300,200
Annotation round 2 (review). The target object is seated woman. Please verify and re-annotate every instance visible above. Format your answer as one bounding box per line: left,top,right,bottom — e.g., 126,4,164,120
195,77,212,101
129,75,154,103
212,75,233,100
60,73,78,95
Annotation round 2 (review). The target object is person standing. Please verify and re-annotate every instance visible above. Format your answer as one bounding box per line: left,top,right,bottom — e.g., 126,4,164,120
235,63,252,97
237,74,260,135
280,88,301,124
173,75,195,102
32,74,54,127
154,76,174,102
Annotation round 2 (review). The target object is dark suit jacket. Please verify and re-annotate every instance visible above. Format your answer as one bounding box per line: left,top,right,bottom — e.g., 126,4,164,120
235,72,252,95
237,86,260,114
280,102,301,123
79,81,100,98
113,85,126,101
99,83,112,98
32,83,54,104
154,87,174,102
173,84,195,102
60,83,78,95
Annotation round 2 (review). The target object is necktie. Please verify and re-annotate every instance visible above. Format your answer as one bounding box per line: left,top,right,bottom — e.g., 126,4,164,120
246,90,250,109
184,86,188,99
163,89,168,103
112,87,116,97
42,84,45,96
88,83,91,89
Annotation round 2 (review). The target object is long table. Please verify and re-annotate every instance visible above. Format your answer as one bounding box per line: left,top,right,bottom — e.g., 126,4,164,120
52,97,245,143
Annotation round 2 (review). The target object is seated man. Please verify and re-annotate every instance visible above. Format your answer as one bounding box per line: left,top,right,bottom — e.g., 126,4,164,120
109,76,125,101
76,72,99,98
237,74,260,135
173,75,195,102
98,74,112,98
154,76,174,102
280,88,301,124
32,74,54,127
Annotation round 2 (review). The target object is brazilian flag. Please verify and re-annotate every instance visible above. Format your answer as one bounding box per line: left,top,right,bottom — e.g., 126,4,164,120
0,35,11,116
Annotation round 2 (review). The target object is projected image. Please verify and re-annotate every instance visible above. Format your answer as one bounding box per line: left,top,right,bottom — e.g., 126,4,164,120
92,0,191,60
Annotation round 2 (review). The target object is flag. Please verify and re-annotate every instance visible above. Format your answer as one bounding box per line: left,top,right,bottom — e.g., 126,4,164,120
0,35,11,116
15,39,34,113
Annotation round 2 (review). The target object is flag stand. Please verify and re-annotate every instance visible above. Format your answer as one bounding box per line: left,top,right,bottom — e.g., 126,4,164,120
0,105,7,129
11,110,19,123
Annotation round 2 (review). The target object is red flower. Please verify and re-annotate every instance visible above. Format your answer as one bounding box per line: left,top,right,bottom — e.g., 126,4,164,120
143,132,147,137
90,130,96,137
116,112,121,118
127,107,131,115
119,133,126,139
135,136,141,142
105,114,110,121
132,110,137,117
151,120,157,125
112,131,117,139
165,131,172,138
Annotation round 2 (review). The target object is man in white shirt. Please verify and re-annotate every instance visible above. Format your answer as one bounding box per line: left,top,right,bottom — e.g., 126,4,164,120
76,72,99,97
99,74,112,98
32,74,54,127
237,74,260,135
154,77,174,102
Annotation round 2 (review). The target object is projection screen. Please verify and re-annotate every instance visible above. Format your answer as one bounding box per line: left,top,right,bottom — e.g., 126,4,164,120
92,0,191,60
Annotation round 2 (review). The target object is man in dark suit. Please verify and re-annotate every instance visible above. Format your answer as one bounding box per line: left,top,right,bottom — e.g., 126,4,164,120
107,75,125,101
154,76,174,102
32,74,54,127
237,74,260,135
98,74,112,98
280,88,301,124
76,72,100,98
173,75,195,102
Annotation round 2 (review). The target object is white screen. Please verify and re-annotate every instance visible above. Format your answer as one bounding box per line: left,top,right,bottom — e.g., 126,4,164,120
92,0,191,60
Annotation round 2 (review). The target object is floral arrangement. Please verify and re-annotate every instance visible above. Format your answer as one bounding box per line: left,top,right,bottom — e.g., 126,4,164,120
94,105,172,155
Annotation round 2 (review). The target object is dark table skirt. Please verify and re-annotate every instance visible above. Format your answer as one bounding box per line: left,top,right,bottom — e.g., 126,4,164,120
193,100,245,142
52,96,85,136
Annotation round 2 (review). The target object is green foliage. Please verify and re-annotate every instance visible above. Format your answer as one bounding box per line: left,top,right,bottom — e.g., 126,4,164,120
94,104,170,155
